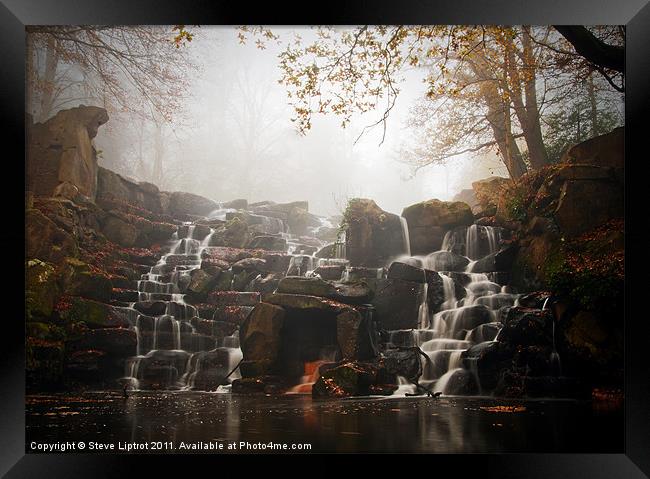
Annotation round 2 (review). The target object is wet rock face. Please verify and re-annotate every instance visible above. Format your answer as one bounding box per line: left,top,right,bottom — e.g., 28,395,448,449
312,361,378,398
344,198,406,267
371,278,425,330
240,303,286,365
27,105,109,200
401,199,473,255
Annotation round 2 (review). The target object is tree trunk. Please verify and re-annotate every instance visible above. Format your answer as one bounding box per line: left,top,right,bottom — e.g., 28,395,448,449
38,36,59,122
505,28,549,170
469,56,527,179
587,72,598,137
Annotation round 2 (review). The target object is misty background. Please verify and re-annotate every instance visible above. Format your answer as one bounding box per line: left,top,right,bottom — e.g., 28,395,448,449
92,27,507,218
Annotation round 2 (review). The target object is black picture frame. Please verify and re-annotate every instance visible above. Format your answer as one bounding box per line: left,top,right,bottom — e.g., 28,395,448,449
3,0,648,475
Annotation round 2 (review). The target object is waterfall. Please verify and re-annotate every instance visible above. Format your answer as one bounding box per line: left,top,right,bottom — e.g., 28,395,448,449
417,282,430,329
400,216,411,257
440,273,457,310
388,222,520,397
122,221,246,391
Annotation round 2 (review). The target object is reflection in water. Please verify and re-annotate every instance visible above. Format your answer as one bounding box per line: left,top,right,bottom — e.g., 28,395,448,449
26,392,622,453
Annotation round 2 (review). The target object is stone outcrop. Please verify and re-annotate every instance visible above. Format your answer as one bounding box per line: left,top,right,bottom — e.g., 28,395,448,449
401,199,473,255
344,198,405,267
27,105,109,200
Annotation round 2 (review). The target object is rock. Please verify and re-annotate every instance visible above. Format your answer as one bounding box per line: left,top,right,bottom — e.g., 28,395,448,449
247,273,284,295
472,177,510,216
186,269,217,299
26,209,77,264
315,243,337,259
100,213,137,247
27,105,109,199
436,305,493,333
561,310,622,372
266,293,352,313
346,267,384,280
133,301,167,316
425,270,445,313
167,191,220,218
401,199,473,255
206,217,251,248
498,307,553,347
312,361,378,398
313,265,344,281
381,347,423,383
465,322,502,343
371,278,425,330
517,291,553,309
277,276,337,297
208,291,261,307
286,255,315,276
202,246,260,264
387,261,426,283
331,281,373,305
563,127,624,169
96,167,164,214
212,305,255,325
247,235,287,252
201,258,229,276
468,245,518,273
223,198,248,210
424,251,469,272
240,303,286,365
231,257,267,274
26,259,61,319
58,300,134,329
61,257,112,303
436,368,478,395
336,309,378,360
344,198,406,267
73,328,137,358
287,206,321,236
261,253,292,273
452,188,479,213
554,179,623,237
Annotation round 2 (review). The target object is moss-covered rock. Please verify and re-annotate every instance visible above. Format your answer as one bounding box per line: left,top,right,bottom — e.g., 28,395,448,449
60,257,113,303
26,259,61,320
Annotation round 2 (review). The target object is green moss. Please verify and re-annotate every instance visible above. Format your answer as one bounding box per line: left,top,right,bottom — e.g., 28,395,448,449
545,247,622,315
26,259,61,320
60,297,110,329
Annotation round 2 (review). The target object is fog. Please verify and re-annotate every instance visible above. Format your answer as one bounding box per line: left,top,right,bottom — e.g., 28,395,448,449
95,26,504,218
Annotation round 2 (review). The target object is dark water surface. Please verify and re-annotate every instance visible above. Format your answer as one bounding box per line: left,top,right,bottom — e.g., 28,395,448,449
26,391,623,453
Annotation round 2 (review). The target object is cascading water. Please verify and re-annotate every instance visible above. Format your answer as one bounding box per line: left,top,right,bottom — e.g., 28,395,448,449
395,223,519,396
121,223,242,391
400,217,411,257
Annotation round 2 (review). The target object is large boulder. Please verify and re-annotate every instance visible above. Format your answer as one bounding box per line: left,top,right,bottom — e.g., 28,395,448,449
240,303,286,368
472,177,510,216
371,278,425,330
27,105,109,200
562,127,624,169
277,276,337,297
247,235,287,252
554,179,623,237
344,198,406,267
96,167,164,214
401,199,473,255
167,191,220,217
100,213,138,247
336,309,377,360
312,361,378,398
207,217,251,248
